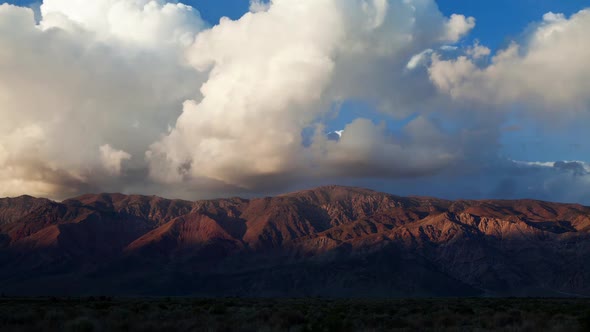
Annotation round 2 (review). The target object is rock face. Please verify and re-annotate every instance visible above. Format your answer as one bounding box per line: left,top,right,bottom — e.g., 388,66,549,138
1,186,589,297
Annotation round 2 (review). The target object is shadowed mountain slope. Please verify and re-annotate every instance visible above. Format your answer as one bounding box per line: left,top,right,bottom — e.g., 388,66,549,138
1,186,589,297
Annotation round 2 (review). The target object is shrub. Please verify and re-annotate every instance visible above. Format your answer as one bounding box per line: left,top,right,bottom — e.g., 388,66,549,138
210,303,228,315
578,311,590,328
65,316,99,332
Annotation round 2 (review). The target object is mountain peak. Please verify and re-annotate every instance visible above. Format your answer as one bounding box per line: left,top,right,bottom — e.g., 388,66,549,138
281,185,382,199
1,186,590,297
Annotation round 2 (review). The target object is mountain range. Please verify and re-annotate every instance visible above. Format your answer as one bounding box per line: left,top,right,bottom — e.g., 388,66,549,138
1,186,589,297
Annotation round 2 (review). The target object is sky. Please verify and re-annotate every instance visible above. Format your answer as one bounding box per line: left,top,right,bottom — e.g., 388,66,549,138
0,0,590,204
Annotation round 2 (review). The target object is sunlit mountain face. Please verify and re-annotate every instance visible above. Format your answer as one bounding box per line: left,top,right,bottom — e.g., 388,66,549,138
2,186,590,297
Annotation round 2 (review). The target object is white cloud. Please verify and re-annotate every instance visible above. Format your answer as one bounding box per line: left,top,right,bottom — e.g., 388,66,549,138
3,0,588,205
443,14,475,42
0,2,204,198
40,0,204,47
440,45,458,51
309,117,456,178
356,158,590,205
99,144,131,176
249,0,270,13
515,160,590,176
148,0,344,187
429,9,590,110
466,40,490,59
489,160,590,203
362,0,389,29
147,0,469,191
407,48,433,70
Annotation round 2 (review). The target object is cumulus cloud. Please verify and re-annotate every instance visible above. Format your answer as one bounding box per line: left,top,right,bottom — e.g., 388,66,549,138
146,0,476,192
406,49,434,70
490,160,590,203
40,0,204,47
309,117,456,178
99,145,131,176
362,0,389,29
1,0,589,205
443,14,475,42
516,160,590,177
326,130,344,141
440,45,458,52
249,0,270,13
466,40,491,59
429,9,590,110
0,2,204,198
363,159,590,205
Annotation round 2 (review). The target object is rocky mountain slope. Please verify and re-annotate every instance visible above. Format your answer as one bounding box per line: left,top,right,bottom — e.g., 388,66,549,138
1,186,589,297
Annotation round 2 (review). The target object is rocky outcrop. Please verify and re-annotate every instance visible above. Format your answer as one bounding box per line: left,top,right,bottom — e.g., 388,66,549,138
0,186,589,297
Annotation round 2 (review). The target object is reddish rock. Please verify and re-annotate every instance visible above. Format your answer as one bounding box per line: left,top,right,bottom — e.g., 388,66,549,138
1,186,589,297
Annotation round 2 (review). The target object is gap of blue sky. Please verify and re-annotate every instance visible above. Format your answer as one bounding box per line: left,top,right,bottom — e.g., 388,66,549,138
436,0,590,52
8,0,590,46
3,0,589,175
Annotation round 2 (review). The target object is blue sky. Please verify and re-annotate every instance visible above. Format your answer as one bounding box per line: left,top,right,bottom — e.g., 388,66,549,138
9,0,586,164
188,1,587,54
9,0,590,41
183,0,590,195
1,0,589,202
437,0,590,51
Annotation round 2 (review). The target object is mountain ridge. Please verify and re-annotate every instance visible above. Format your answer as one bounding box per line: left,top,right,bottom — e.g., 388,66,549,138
3,184,585,209
0,185,589,297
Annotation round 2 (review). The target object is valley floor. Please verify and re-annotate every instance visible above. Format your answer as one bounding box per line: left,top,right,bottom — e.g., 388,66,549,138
0,297,589,331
